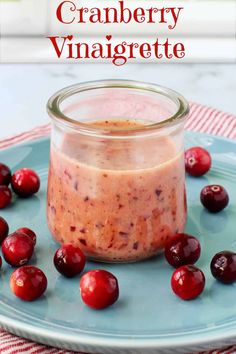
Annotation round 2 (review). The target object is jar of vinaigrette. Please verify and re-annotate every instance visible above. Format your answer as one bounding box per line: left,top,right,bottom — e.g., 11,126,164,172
47,80,189,262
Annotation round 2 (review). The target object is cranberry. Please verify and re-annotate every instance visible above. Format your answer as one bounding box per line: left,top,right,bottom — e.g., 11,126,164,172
16,227,37,246
0,185,12,208
2,232,34,267
171,265,205,300
0,216,9,243
54,244,85,278
165,233,201,268
210,251,236,284
200,185,229,213
0,163,11,186
11,168,40,197
10,266,47,301
80,270,119,309
185,147,212,177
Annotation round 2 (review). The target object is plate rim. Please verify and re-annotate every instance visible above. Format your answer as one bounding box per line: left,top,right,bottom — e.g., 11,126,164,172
2,312,236,351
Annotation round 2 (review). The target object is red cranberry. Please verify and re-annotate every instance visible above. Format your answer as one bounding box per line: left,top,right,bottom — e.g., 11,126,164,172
11,168,40,197
0,185,12,209
0,256,2,270
165,233,201,268
54,244,85,278
0,216,9,243
210,251,236,284
2,232,34,267
171,265,205,300
80,270,119,309
200,185,229,213
0,163,11,186
10,266,47,301
16,227,36,246
185,147,212,177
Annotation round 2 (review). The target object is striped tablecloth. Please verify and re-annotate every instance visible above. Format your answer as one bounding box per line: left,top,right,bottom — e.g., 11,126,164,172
0,102,236,354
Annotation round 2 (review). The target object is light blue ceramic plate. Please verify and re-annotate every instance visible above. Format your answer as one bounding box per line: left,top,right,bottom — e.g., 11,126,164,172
0,132,236,354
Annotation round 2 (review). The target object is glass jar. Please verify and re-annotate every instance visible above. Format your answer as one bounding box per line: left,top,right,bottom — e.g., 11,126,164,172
47,80,189,263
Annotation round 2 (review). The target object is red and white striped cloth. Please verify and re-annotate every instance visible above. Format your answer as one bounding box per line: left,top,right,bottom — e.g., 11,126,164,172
0,102,236,354
0,102,236,151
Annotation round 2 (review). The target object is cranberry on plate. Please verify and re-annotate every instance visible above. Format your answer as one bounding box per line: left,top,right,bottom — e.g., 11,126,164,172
165,233,201,268
200,185,229,213
0,163,11,186
0,185,12,209
171,265,205,300
210,251,236,284
80,270,119,309
2,232,34,267
185,147,212,177
16,227,37,246
54,244,86,278
10,265,47,301
0,216,9,243
11,168,40,197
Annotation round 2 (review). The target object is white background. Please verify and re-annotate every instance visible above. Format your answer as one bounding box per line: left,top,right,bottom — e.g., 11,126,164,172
1,63,236,140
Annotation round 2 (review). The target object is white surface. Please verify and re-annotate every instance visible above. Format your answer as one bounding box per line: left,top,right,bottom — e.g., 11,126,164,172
0,63,236,140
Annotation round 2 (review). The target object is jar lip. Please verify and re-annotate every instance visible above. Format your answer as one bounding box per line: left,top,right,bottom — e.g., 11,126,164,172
47,79,189,136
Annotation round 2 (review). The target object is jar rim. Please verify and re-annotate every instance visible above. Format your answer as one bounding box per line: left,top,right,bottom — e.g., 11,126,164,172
47,79,189,136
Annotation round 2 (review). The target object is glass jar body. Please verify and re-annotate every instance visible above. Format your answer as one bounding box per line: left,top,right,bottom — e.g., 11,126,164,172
47,81,188,262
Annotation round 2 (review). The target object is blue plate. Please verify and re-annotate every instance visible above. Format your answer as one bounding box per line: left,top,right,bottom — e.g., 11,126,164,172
0,131,236,354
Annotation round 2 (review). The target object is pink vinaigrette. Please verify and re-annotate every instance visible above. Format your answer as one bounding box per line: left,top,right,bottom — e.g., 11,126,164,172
47,81,189,262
